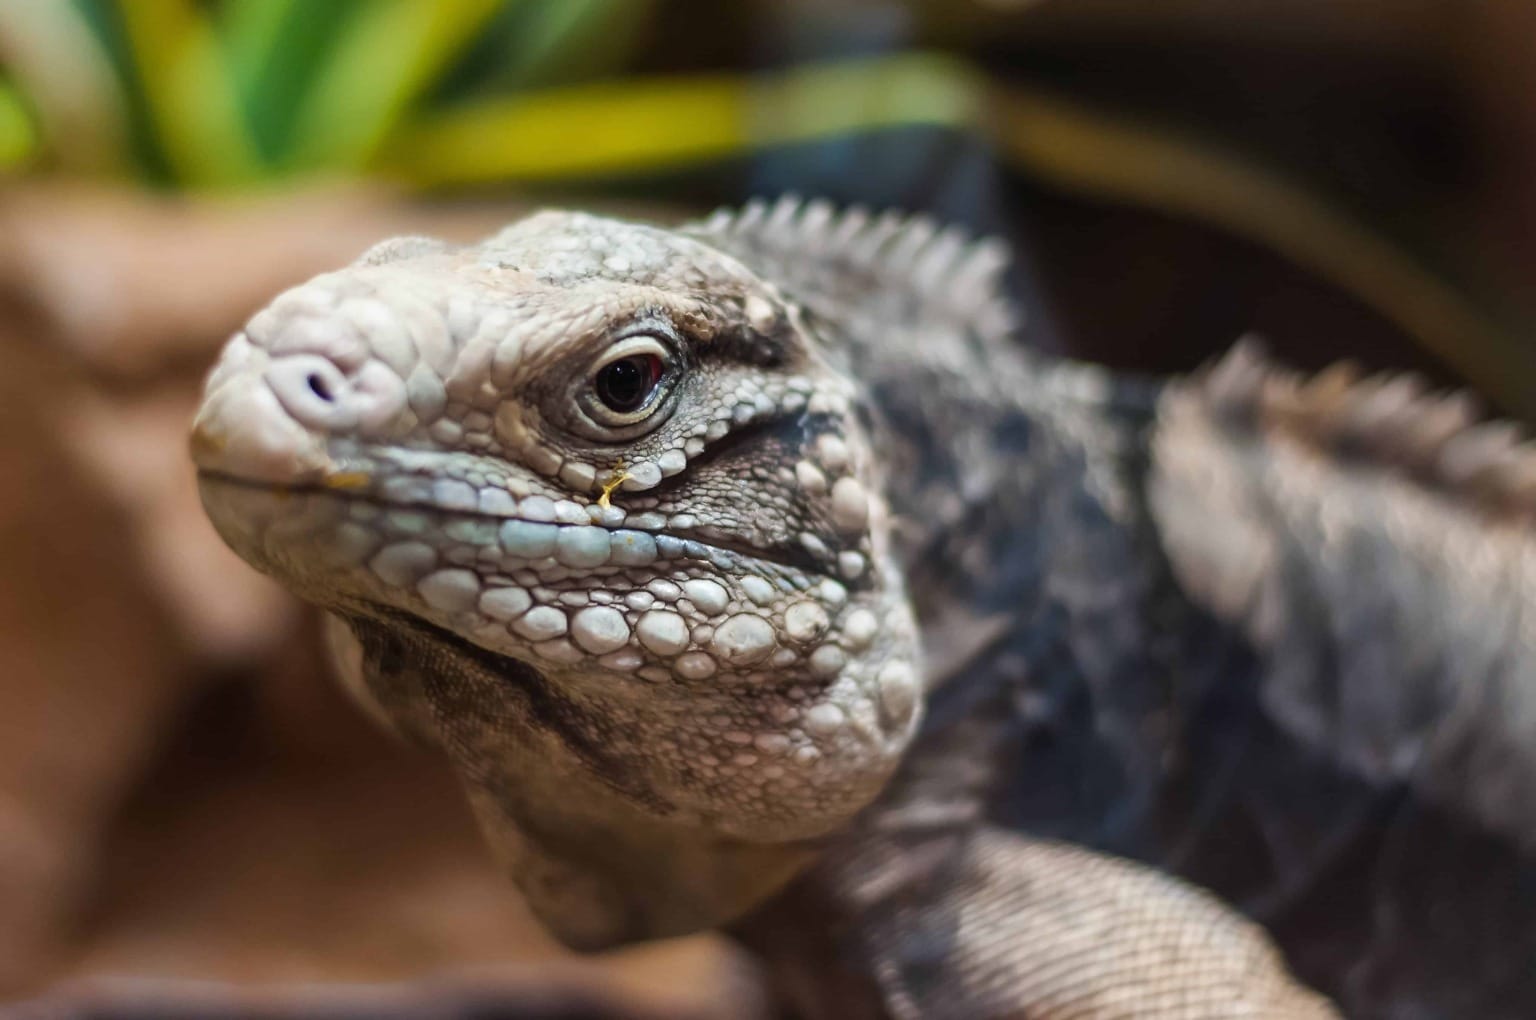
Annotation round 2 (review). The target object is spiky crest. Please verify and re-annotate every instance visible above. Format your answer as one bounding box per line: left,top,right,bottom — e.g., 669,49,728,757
1199,338,1536,520
688,194,1020,346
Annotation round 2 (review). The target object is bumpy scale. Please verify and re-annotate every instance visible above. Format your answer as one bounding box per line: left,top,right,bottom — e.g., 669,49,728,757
195,198,1536,1018
193,208,924,950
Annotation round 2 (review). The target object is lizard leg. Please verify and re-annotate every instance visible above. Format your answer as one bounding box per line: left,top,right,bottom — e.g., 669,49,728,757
740,829,1337,1020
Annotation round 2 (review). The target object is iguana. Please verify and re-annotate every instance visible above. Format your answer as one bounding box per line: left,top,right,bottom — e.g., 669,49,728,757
190,197,1536,1019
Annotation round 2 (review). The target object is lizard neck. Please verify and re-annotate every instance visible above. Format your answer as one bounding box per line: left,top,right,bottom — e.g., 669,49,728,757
848,336,1168,693
729,348,1197,1016
346,612,822,949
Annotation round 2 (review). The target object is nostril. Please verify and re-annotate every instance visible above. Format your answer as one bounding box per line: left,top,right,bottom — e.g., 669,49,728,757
306,373,335,403
265,354,357,430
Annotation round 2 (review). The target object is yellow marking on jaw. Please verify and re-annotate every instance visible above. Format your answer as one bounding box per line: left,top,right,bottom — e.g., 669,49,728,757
189,427,226,459
597,467,631,509
323,471,372,490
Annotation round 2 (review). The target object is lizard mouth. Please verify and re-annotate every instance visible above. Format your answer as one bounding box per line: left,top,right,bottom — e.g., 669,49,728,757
196,469,825,579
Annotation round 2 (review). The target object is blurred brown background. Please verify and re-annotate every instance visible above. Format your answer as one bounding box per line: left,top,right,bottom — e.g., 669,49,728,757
1,2,1533,1015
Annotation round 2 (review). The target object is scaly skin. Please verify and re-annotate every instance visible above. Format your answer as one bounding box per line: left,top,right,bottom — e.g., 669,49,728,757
196,199,1536,1017
192,210,923,949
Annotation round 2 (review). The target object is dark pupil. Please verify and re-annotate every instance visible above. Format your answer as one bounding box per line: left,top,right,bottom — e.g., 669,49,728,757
595,355,658,413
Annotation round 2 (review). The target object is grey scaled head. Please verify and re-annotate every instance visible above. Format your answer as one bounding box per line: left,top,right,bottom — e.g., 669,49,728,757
191,208,924,947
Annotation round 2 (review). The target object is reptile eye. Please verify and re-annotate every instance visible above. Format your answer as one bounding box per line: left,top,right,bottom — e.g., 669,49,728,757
595,352,662,413
577,334,678,434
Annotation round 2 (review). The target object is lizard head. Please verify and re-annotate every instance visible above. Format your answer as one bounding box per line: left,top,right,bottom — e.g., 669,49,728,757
191,209,923,947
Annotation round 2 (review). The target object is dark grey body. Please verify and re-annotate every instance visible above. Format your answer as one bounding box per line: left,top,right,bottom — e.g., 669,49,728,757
701,212,1536,1018
192,199,1533,1019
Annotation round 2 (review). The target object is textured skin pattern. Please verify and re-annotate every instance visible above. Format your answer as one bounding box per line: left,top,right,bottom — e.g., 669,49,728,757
193,209,923,947
699,201,1532,1018
891,834,1335,1018
193,198,1535,1018
754,834,1336,1019
738,676,1336,1019
1141,349,1536,1015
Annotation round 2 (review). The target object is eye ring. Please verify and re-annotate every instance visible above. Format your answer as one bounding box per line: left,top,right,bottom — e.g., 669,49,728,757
577,334,677,433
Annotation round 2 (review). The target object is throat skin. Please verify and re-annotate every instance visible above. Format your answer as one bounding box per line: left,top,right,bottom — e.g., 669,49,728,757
343,613,823,949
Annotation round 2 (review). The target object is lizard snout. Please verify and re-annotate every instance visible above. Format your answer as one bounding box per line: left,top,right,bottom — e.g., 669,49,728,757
191,338,336,485
192,305,413,484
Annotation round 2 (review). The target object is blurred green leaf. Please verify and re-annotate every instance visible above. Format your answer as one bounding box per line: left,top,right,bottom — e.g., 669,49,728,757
0,2,129,174
219,0,361,166
116,0,262,186
756,53,980,143
0,79,37,171
378,53,978,183
284,0,502,172
378,72,745,182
